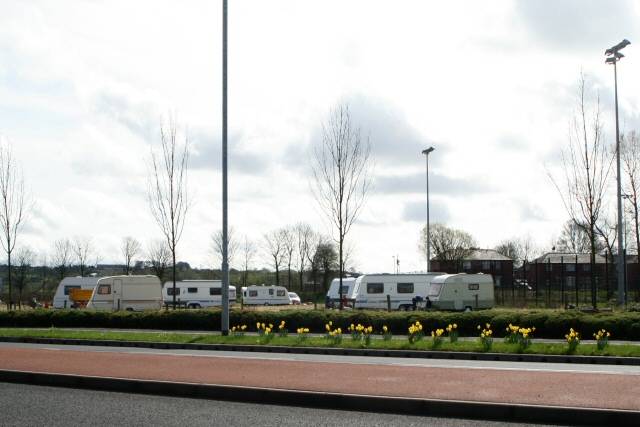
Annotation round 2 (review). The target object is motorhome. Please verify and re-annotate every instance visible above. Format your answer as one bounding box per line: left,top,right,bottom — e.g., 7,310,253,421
325,277,357,308
52,277,100,309
86,275,162,311
162,280,236,308
428,273,495,311
242,284,291,305
353,273,443,310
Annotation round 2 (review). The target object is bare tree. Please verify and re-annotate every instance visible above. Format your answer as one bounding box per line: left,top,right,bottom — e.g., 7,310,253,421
556,220,593,253
421,223,476,269
0,143,30,309
240,235,256,287
294,223,314,291
147,118,190,308
51,238,72,280
73,236,93,277
14,246,35,308
264,229,286,286
147,239,171,284
121,237,141,275
494,239,523,267
281,226,295,289
211,226,239,269
311,104,372,309
548,74,614,308
622,131,640,255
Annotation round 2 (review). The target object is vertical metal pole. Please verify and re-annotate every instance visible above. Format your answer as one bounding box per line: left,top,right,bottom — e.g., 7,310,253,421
221,0,229,335
614,59,626,306
425,154,431,272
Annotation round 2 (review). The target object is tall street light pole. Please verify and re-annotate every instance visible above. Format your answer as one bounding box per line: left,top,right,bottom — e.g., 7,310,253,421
221,0,229,335
605,39,631,307
422,147,435,272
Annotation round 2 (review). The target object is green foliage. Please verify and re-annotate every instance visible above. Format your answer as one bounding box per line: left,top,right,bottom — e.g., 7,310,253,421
3,308,640,340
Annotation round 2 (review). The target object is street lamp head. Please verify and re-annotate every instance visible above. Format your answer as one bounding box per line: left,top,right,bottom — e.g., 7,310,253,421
605,39,631,56
422,147,435,155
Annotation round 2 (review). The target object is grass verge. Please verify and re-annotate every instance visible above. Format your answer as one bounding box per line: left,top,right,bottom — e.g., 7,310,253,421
1,327,639,358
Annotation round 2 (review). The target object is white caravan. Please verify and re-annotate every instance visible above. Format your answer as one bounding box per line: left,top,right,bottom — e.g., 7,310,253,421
242,285,291,305
52,277,100,309
325,277,357,308
353,273,443,310
86,275,162,311
162,280,236,309
428,273,495,311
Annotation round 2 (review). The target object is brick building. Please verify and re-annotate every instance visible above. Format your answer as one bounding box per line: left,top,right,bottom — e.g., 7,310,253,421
429,249,513,288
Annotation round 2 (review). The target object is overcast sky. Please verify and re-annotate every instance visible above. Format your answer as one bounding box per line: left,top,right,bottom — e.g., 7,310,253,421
1,1,640,273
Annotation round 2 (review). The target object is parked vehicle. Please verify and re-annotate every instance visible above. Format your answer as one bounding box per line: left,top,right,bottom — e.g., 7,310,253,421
242,284,291,305
86,275,162,311
353,273,443,310
325,277,357,308
288,292,301,305
427,273,495,311
162,280,236,309
52,277,101,309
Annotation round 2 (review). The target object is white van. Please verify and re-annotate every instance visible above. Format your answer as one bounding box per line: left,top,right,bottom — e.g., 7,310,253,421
428,273,495,311
86,275,162,311
242,284,291,305
52,277,100,309
353,273,443,310
325,277,357,308
163,280,236,309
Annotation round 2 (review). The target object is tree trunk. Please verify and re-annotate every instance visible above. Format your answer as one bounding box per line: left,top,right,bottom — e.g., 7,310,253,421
7,250,11,309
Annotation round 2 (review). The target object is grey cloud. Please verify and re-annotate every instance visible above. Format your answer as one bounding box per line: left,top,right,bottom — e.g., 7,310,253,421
516,199,549,223
92,92,158,141
189,130,270,175
374,172,493,196
514,0,638,51
402,199,450,223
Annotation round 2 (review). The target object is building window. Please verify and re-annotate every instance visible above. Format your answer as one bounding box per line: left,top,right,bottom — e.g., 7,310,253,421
566,277,576,289
97,284,111,295
566,264,576,272
583,264,591,272
463,261,471,270
367,283,384,294
397,283,414,293
210,288,221,296
545,263,552,272
187,287,198,294
482,261,491,270
494,262,502,271
494,276,502,287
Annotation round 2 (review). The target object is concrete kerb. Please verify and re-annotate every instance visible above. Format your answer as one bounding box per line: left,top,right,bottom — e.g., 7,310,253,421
1,336,640,366
0,368,638,426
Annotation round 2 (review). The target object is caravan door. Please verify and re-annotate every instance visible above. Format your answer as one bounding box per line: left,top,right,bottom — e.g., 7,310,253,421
113,279,122,310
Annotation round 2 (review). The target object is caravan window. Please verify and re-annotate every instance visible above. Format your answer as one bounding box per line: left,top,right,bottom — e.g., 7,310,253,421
276,289,286,297
367,283,384,294
187,288,198,294
97,284,111,295
269,289,274,296
341,286,350,294
210,287,221,296
397,283,414,293
167,287,180,296
468,283,479,290
249,290,258,297
428,283,443,297
64,286,80,296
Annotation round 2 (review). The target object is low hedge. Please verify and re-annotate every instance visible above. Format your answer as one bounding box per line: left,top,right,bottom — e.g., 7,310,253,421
2,308,640,340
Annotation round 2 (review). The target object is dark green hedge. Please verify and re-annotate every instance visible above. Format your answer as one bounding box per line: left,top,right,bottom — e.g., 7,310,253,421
3,309,640,340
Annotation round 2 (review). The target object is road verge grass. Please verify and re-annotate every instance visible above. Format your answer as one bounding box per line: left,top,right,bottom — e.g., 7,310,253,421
2,327,640,358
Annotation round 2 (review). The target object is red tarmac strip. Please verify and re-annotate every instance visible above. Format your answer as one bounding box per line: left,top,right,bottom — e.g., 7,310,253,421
1,346,639,411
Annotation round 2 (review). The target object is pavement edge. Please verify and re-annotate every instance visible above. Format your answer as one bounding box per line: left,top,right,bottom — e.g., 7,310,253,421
0,369,638,426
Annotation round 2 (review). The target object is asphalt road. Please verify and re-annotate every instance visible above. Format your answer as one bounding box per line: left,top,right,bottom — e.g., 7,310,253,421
2,341,640,375
0,382,553,427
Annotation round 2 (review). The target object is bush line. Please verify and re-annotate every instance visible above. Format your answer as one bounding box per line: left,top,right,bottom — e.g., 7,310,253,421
2,308,640,340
